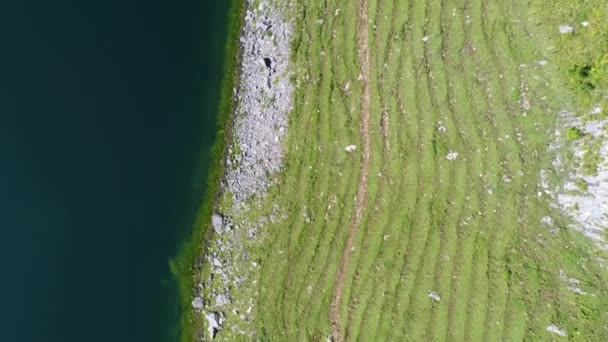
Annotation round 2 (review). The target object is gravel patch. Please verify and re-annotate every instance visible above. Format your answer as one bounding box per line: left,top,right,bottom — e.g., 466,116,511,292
225,0,293,209
546,110,608,250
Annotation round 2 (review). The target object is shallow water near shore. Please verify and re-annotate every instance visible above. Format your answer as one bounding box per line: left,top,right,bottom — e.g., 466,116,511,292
0,1,232,341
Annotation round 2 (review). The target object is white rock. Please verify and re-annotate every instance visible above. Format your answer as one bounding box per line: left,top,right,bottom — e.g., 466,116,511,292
446,151,459,161
437,122,447,133
538,60,548,66
191,297,204,309
422,36,429,42
215,294,230,306
546,324,567,337
555,116,608,249
581,21,589,27
211,214,224,234
428,291,441,302
205,312,222,339
345,145,357,153
558,25,574,34
560,270,587,295
541,216,554,227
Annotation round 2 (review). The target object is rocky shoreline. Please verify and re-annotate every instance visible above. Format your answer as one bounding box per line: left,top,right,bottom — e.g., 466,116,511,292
190,0,293,340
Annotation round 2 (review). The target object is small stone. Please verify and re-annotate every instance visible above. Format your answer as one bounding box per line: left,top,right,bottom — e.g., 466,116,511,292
541,216,555,229
223,223,232,233
437,122,447,133
428,291,441,302
422,36,429,42
446,151,459,161
205,312,222,339
546,324,567,337
558,25,573,34
345,145,357,153
581,21,589,27
215,294,230,306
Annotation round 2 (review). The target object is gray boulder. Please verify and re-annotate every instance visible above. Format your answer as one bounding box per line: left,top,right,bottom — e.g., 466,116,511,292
211,214,224,234
191,296,204,309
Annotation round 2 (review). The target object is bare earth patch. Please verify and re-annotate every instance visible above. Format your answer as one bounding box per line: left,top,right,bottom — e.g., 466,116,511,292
330,0,371,340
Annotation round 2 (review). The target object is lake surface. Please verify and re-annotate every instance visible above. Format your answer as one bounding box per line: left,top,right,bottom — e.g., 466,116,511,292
0,1,232,341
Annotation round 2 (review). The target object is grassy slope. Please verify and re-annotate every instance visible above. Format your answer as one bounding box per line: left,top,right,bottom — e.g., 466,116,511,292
529,1,608,179
170,0,244,341
529,0,608,110
177,0,608,341
234,0,608,341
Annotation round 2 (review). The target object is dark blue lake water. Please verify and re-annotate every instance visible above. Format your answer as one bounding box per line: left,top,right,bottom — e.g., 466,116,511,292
0,1,231,341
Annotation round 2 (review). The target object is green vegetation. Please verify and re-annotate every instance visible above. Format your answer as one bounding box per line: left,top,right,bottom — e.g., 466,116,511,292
580,139,603,177
574,178,588,193
193,0,608,340
231,0,608,340
170,0,244,341
530,0,608,108
567,126,585,140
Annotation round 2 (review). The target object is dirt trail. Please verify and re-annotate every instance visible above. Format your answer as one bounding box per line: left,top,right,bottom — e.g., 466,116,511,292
330,0,371,340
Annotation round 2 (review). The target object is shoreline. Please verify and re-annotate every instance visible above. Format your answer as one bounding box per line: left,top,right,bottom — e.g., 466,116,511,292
170,0,245,340
173,0,294,340
193,0,294,339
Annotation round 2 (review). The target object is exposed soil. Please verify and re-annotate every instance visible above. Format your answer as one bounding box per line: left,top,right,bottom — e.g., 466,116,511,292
330,0,371,340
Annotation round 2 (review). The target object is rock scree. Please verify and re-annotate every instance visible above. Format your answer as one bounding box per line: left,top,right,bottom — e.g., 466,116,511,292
192,0,293,340
225,0,293,210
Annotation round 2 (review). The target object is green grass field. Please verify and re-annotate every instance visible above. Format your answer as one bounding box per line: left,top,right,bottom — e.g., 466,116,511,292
199,0,608,340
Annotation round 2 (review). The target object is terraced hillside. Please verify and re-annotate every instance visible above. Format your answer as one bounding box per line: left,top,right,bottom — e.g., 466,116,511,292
196,0,608,340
